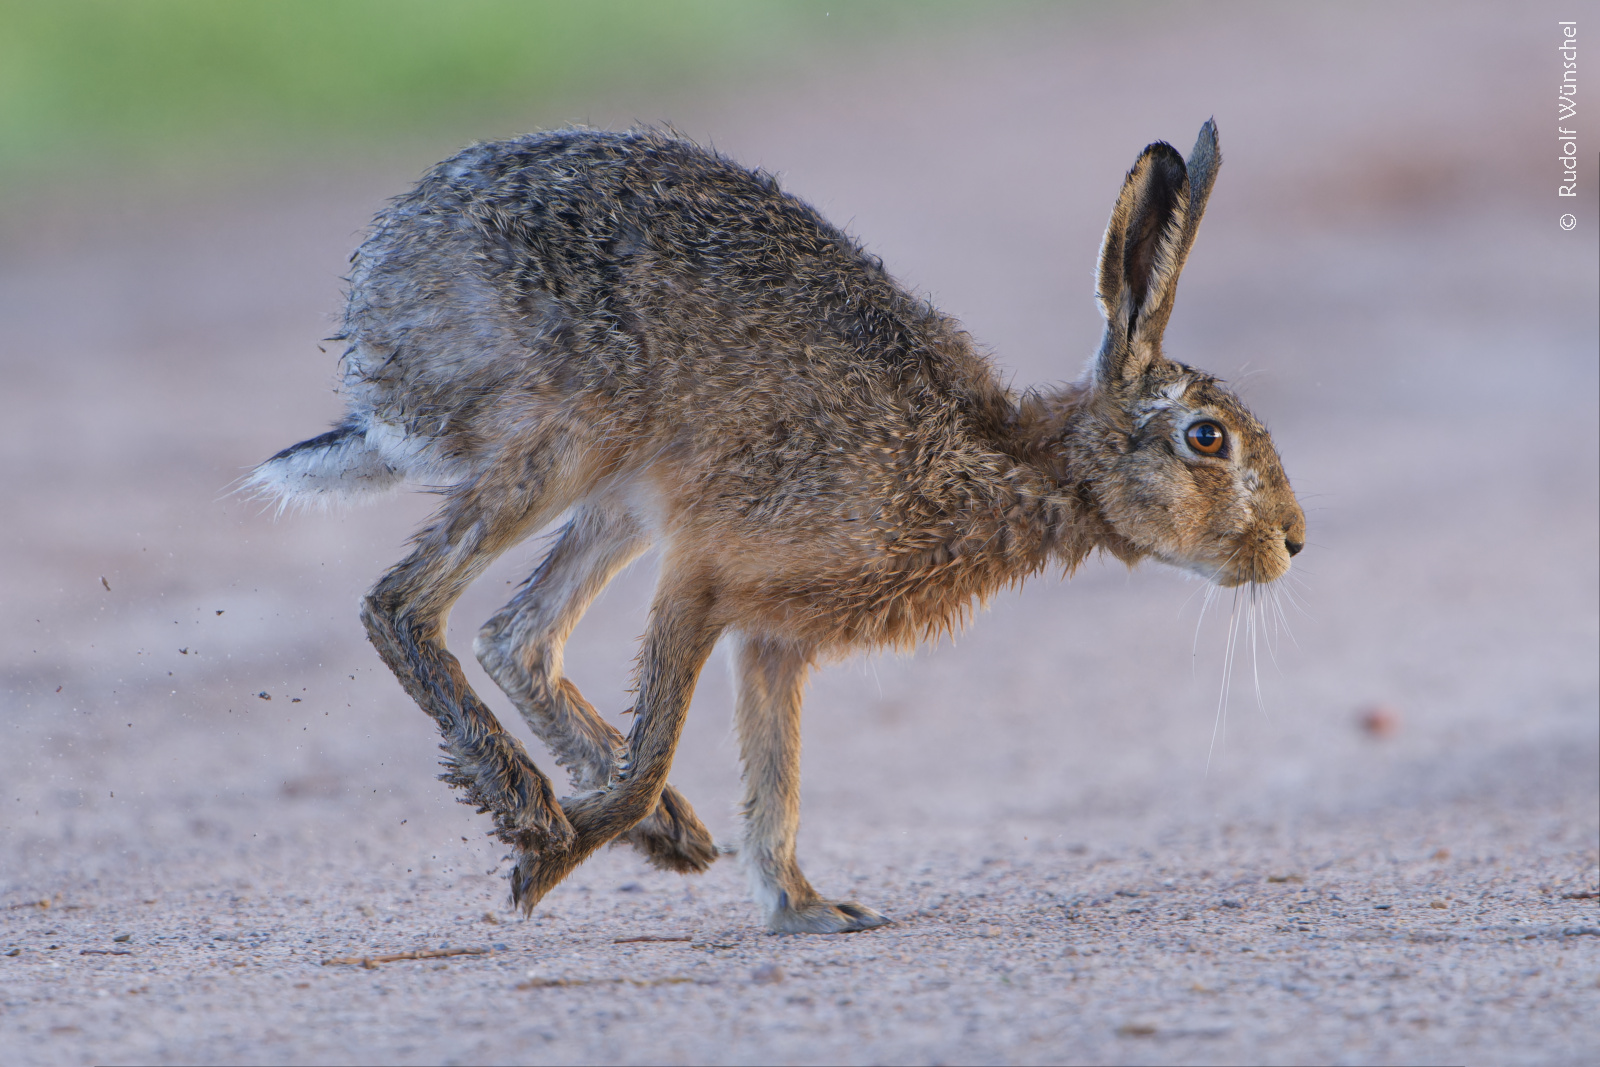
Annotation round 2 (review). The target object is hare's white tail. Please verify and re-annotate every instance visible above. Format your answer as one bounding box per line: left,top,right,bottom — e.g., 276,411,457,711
244,417,416,512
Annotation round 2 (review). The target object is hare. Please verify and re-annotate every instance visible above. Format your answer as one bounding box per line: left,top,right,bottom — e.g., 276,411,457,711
251,120,1304,934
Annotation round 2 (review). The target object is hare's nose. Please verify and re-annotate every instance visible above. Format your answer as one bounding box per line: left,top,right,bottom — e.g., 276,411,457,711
1284,539,1303,557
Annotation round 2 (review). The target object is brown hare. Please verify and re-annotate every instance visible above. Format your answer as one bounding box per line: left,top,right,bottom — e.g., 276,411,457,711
251,121,1304,934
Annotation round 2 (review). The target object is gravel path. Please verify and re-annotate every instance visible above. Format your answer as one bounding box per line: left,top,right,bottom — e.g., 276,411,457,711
3,4,1596,1064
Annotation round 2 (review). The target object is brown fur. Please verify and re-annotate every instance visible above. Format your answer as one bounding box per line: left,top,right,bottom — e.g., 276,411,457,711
253,121,1304,932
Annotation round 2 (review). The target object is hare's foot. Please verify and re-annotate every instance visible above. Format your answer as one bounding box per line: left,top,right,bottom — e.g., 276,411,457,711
623,785,718,874
769,893,890,935
508,804,611,912
507,784,667,912
509,844,587,913
437,734,575,855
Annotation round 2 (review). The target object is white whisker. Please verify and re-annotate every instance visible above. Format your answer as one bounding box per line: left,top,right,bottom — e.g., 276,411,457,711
1205,585,1244,777
1192,583,1220,677
1250,584,1267,718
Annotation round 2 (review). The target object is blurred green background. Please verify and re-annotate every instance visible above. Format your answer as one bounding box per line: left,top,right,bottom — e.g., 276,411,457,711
0,0,993,183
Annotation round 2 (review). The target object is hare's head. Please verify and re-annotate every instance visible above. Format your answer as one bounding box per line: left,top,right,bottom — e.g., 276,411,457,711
1072,122,1304,588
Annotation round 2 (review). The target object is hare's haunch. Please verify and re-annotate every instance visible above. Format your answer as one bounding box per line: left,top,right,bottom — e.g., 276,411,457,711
252,122,1303,933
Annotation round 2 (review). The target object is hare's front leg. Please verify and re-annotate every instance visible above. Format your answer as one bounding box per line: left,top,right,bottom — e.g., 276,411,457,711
735,636,889,934
362,471,579,865
474,505,717,874
507,578,722,912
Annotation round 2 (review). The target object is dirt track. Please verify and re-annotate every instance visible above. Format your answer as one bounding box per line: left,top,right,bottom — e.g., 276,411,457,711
2,4,1597,1064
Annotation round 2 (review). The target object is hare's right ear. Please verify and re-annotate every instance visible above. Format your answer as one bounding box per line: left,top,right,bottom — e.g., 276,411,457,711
1092,120,1221,385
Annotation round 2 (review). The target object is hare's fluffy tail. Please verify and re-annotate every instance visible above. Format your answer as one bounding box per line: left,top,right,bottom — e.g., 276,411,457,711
245,416,418,512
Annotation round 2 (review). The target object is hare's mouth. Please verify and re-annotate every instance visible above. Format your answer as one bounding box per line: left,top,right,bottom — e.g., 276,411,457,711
1218,544,1295,587
1162,542,1292,588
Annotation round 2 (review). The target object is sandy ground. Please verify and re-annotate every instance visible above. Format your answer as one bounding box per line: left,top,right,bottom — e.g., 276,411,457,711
2,4,1597,1065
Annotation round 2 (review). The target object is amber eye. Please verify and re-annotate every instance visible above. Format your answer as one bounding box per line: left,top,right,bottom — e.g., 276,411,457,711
1185,421,1226,455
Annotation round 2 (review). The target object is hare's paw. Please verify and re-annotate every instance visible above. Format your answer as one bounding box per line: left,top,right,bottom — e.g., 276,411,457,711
507,848,563,914
769,897,890,935
504,779,576,854
624,785,717,874
507,829,598,914
438,740,575,856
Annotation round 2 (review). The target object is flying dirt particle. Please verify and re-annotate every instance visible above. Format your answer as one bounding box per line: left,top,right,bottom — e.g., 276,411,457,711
1358,704,1400,737
291,698,302,703
100,577,110,591
55,686,61,693
258,692,271,700
179,648,188,655
216,610,224,615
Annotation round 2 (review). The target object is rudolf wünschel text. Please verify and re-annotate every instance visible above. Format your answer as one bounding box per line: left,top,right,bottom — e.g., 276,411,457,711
1559,22,1577,203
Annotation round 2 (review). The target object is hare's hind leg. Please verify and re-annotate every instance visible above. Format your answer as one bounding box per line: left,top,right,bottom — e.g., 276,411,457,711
507,571,723,911
361,450,585,873
474,506,717,874
735,636,889,934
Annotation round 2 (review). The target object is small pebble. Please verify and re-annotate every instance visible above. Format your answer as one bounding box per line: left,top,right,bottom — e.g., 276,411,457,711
112,933,131,943
751,963,784,985
1358,704,1400,737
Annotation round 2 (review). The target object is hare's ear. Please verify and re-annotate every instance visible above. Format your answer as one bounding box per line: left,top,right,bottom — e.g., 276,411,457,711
1092,120,1221,384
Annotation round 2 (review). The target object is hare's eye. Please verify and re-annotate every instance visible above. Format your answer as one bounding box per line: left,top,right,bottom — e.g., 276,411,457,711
1185,421,1226,456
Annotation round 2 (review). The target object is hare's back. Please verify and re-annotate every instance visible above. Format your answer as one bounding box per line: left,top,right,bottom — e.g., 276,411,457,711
344,130,1000,431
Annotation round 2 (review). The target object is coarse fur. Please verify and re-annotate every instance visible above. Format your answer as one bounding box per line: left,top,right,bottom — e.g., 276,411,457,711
251,122,1304,933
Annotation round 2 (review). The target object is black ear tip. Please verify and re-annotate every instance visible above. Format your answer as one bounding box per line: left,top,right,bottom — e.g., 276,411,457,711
1138,140,1185,166
1131,141,1187,190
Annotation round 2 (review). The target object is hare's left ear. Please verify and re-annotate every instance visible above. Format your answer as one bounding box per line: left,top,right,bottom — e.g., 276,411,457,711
1092,119,1220,384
